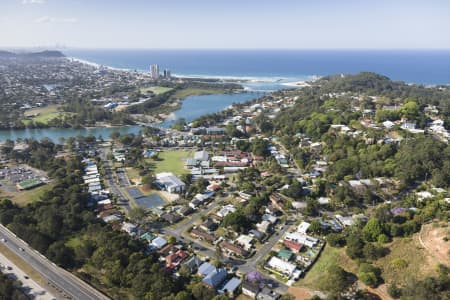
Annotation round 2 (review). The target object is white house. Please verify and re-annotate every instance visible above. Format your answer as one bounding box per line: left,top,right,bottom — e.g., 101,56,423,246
155,172,186,193
285,232,318,248
297,221,310,234
194,150,209,162
267,256,296,277
151,236,167,249
122,222,137,235
217,205,236,218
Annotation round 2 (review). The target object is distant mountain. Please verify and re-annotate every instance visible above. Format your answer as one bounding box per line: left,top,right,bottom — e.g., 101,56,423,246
0,50,65,58
0,50,16,58
25,50,65,58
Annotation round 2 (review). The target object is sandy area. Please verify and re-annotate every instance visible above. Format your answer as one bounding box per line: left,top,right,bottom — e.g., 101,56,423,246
419,223,450,266
287,287,312,300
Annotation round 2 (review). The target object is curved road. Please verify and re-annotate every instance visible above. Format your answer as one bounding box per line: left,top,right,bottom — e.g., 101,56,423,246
0,224,109,300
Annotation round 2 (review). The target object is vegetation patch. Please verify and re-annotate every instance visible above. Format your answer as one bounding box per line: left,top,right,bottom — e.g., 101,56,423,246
295,244,357,290
140,86,173,95
374,236,437,286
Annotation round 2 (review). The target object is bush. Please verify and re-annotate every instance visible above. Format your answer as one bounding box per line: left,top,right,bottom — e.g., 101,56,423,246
387,284,402,298
377,233,390,243
358,263,382,287
327,233,346,247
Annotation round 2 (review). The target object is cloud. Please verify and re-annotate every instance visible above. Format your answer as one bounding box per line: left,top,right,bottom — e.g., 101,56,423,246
22,0,47,4
35,16,78,23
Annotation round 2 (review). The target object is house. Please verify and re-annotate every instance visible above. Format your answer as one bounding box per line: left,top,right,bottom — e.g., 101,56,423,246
151,236,167,249
219,277,241,297
297,221,310,234
277,248,293,261
194,150,209,161
261,213,278,224
190,228,216,242
217,204,236,218
285,232,318,248
266,256,296,277
155,172,186,193
283,240,303,253
257,287,281,300
159,244,179,257
269,193,284,210
242,281,260,299
183,255,203,273
219,241,249,258
178,206,193,216
256,220,273,233
249,229,265,241
166,250,189,269
203,268,227,289
140,232,156,243
121,222,137,235
200,218,218,232
198,262,216,277
236,234,254,251
162,213,182,224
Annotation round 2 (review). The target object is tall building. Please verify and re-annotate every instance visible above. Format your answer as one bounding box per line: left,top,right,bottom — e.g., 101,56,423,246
163,69,171,79
150,64,159,79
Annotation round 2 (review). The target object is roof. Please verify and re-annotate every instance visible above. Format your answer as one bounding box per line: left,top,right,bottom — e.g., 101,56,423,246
220,277,241,293
198,262,216,277
194,150,209,161
283,239,303,251
140,232,156,242
155,172,186,189
297,221,310,234
202,268,227,288
245,271,264,283
151,236,167,248
277,248,293,260
183,255,203,271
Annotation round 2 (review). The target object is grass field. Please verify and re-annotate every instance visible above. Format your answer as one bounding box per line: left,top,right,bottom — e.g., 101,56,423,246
2,183,54,207
170,87,230,100
374,236,437,286
22,105,69,125
148,150,192,176
295,244,358,290
140,86,173,95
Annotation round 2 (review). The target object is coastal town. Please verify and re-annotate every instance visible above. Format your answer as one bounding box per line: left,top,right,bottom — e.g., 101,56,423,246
0,54,449,300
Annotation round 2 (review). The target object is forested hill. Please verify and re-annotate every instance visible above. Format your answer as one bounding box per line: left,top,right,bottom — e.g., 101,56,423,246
274,72,450,136
0,50,65,58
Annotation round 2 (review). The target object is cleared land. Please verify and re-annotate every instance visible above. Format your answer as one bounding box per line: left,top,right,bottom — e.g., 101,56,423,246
22,105,69,125
419,222,450,265
147,150,192,176
140,86,173,95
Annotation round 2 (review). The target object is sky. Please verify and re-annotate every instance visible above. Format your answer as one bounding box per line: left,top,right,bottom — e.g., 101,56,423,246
1,0,450,49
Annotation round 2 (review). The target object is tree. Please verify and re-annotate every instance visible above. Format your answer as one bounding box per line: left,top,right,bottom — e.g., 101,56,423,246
362,218,384,242
128,207,146,224
320,265,353,295
358,263,382,287
346,235,365,259
327,233,346,247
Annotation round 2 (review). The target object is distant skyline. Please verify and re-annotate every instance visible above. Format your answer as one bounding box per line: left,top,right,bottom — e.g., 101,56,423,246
1,0,450,49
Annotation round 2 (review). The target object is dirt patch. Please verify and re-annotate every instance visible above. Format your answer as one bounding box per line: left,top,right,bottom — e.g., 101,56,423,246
419,223,450,266
358,282,393,300
288,287,312,300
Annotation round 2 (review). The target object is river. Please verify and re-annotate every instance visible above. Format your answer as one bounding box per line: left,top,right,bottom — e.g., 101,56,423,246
0,89,269,142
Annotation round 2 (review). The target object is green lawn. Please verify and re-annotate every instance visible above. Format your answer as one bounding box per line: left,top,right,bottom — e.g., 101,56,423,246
22,105,70,125
148,150,192,176
140,86,173,95
171,87,230,100
4,182,54,207
295,244,357,290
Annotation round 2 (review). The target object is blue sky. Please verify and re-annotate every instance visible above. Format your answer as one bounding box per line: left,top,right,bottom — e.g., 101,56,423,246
1,0,449,49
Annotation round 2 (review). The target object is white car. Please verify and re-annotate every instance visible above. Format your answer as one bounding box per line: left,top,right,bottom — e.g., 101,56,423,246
1,238,6,242
19,247,24,252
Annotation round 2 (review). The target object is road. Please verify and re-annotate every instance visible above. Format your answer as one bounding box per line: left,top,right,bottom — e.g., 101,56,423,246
98,147,131,212
0,225,109,300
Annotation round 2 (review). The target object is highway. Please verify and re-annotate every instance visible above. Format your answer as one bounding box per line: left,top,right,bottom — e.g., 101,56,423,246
0,224,109,300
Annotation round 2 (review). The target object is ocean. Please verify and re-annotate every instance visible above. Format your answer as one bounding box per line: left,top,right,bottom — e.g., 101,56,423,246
64,49,450,85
